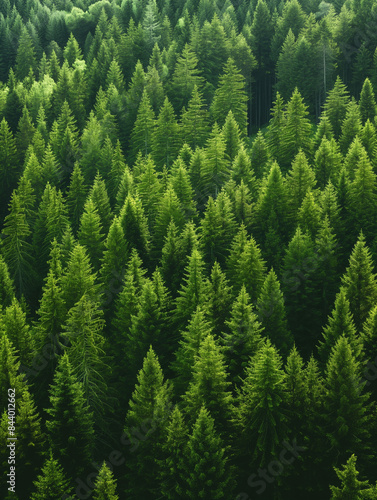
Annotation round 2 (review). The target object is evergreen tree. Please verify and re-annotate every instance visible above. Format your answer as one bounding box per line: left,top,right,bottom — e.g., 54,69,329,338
341,233,377,330
93,462,119,500
323,76,350,139
182,334,233,434
257,269,293,357
359,77,377,124
222,286,264,384
322,336,374,472
124,347,172,498
317,288,361,365
234,341,288,472
151,97,181,169
249,129,270,179
339,100,362,155
170,44,204,112
182,406,234,499
280,88,312,171
158,406,188,500
181,85,210,149
31,452,73,500
15,27,37,80
0,118,19,217
130,90,156,163
211,57,248,135
222,110,241,162
266,92,286,161
0,256,15,308
200,123,230,199
330,455,371,500
314,137,343,189
286,149,317,216
78,198,105,271
46,353,94,479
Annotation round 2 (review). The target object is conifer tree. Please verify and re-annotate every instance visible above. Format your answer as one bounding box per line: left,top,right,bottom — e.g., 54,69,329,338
0,118,18,214
297,190,322,240
257,269,293,357
222,110,241,162
266,92,286,161
170,44,204,112
182,334,233,434
330,454,371,500
89,174,113,236
341,233,377,330
314,137,343,189
118,194,150,261
130,90,156,163
15,27,37,80
0,256,15,308
339,100,362,155
93,462,119,500
2,298,34,367
182,406,234,499
66,163,88,235
204,261,233,337
174,247,207,332
78,198,105,271
181,85,210,149
158,406,188,500
322,336,374,471
360,119,376,161
317,288,361,365
199,191,237,267
222,286,264,384
280,88,312,171
200,123,230,199
250,130,270,179
60,243,99,313
151,97,181,169
359,77,377,124
286,149,317,215
234,341,288,470
31,452,73,500
46,353,94,479
124,347,172,498
323,76,350,139
211,57,248,135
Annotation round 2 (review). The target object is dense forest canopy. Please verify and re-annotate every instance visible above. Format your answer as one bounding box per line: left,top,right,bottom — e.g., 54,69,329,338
0,0,377,498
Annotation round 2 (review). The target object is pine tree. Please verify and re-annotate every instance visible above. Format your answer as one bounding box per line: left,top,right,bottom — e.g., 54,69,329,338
170,159,196,219
15,27,37,80
317,288,361,365
2,298,34,367
0,256,15,308
226,224,266,301
359,77,377,124
286,149,317,216
266,92,286,161
339,100,362,155
62,294,110,425
281,227,319,356
204,261,233,337
340,233,377,330
360,119,376,161
199,191,237,267
16,106,36,164
151,97,181,169
66,163,88,234
31,452,73,500
234,341,288,470
314,137,343,189
330,455,371,500
118,194,150,261
181,85,210,149
257,269,293,358
172,306,212,395
297,190,322,240
322,336,374,471
60,243,99,313
93,462,119,500
89,174,113,235
222,110,241,162
222,286,264,384
0,118,19,217
323,76,350,139
1,192,34,298
78,198,105,271
280,88,313,171
158,406,188,499
211,57,248,135
130,90,156,163
182,406,234,499
174,247,207,332
348,152,377,240
170,44,204,112
46,353,94,479
124,347,172,498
